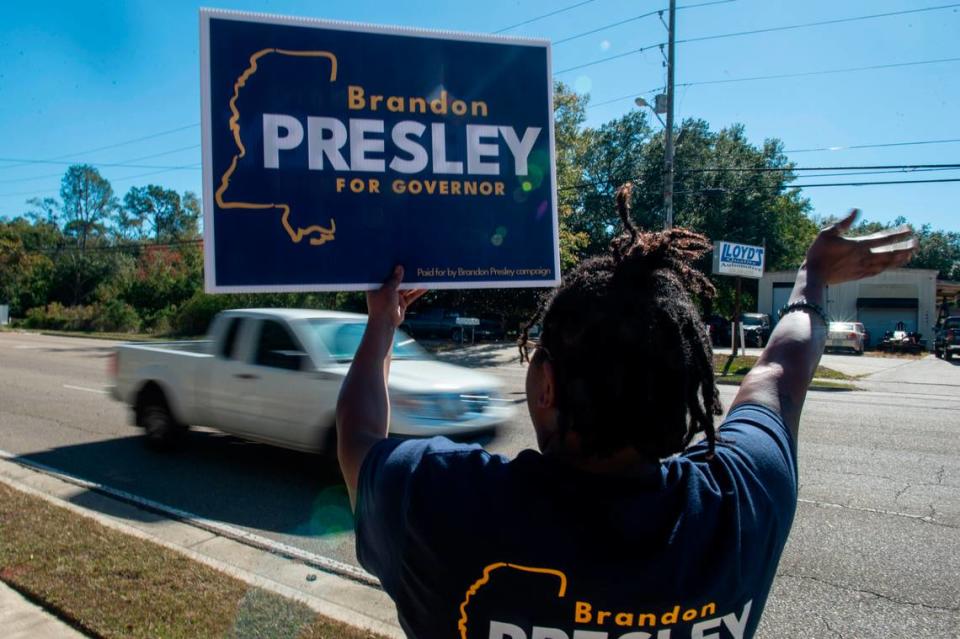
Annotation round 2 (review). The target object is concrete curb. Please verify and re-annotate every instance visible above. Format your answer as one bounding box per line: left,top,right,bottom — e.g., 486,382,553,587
0,457,405,639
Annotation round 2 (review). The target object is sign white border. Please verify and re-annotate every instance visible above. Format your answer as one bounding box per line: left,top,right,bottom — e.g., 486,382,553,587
712,240,765,279
199,7,560,293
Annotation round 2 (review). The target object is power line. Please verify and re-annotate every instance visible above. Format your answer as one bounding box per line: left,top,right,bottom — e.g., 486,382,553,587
107,165,203,185
0,157,199,170
555,41,665,74
561,3,960,76
117,144,201,165
681,163,960,173
786,177,960,188
494,0,598,33
677,2,960,45
553,8,664,45
559,174,960,193
677,57,960,88
0,165,202,200
674,177,960,194
0,123,199,172
785,167,960,179
589,55,960,108
552,1,734,46
0,145,201,186
786,138,960,153
589,88,663,108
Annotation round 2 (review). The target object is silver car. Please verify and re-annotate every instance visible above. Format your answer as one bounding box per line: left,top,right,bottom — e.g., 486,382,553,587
827,321,867,355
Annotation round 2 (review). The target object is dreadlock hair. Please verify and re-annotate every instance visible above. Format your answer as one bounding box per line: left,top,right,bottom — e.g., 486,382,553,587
520,182,724,459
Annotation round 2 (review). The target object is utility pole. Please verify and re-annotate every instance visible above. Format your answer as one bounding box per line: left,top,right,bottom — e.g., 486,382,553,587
662,0,676,229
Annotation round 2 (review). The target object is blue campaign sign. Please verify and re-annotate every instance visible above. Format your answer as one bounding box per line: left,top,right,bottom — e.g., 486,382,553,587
200,9,559,292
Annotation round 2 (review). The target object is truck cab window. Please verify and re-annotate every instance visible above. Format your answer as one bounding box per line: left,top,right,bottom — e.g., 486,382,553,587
255,320,307,371
219,318,243,359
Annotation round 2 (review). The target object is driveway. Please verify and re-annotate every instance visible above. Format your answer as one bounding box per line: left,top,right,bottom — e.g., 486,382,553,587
857,354,960,397
712,345,918,378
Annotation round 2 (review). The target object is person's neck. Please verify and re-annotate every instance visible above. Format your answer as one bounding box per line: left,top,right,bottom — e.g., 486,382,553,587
544,443,661,479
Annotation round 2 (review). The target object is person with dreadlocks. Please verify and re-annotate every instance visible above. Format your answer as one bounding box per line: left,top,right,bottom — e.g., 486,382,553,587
336,185,917,639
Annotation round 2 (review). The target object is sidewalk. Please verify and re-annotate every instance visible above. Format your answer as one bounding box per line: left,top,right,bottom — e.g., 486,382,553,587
0,581,88,639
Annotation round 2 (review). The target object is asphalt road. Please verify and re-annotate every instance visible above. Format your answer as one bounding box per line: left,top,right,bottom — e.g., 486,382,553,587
0,331,958,638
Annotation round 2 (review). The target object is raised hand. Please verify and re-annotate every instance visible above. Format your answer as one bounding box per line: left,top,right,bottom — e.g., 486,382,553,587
366,265,427,329
804,209,918,285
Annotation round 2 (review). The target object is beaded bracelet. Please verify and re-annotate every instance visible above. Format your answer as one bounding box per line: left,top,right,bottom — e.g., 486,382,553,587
777,300,829,327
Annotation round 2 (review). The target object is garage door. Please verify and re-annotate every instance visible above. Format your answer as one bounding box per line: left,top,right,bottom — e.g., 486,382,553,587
771,284,793,325
858,307,917,343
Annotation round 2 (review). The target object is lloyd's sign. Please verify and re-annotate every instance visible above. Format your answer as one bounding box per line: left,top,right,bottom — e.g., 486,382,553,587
200,9,559,292
712,240,765,279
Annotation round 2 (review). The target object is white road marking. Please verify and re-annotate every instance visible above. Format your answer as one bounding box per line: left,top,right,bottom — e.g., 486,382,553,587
62,384,109,395
13,345,40,350
0,448,379,587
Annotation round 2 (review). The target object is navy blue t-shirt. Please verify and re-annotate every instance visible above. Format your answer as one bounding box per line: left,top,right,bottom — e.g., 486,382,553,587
356,403,797,639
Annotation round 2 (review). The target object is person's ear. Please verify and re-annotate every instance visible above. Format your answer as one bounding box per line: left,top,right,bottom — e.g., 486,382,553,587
538,359,557,409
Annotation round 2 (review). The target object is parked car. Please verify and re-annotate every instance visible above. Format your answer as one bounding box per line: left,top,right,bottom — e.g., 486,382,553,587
934,316,960,361
877,323,925,354
740,313,772,347
475,317,506,341
400,307,462,339
826,321,867,355
111,309,514,451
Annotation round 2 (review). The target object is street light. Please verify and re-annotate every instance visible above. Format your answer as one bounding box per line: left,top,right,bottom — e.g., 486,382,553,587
634,97,665,128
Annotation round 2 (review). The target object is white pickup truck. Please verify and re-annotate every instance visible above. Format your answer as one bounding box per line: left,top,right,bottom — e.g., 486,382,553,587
111,308,513,452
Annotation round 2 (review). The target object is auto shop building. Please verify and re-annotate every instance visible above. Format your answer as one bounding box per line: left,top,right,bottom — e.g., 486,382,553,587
757,268,938,348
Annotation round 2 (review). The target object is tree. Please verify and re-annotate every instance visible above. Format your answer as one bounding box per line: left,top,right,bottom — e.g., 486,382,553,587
552,82,591,270
0,218,55,314
574,109,654,250
909,226,960,280
58,165,116,250
120,185,200,243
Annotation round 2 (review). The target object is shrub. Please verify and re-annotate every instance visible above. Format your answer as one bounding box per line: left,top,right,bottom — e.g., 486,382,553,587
173,293,234,336
92,300,142,333
24,303,97,331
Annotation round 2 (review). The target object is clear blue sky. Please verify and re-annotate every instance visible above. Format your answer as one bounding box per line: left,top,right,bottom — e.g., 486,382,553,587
1,0,957,231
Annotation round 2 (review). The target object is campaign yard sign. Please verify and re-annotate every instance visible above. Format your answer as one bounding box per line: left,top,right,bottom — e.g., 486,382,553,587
200,9,559,292
712,241,765,279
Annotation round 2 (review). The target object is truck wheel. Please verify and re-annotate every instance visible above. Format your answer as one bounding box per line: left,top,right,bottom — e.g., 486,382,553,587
137,388,186,450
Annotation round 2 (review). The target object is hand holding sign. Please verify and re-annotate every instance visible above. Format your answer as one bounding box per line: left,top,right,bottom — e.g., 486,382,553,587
367,266,427,331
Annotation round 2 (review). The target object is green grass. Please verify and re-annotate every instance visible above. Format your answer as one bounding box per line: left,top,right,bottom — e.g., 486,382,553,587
0,326,207,342
712,354,856,382
714,375,857,391
0,483,384,639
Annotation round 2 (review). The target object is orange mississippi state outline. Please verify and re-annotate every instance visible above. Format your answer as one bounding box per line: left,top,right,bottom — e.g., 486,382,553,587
214,48,338,246
457,562,568,638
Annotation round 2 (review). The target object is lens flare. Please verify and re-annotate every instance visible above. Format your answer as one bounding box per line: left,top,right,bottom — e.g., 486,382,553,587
537,200,549,219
